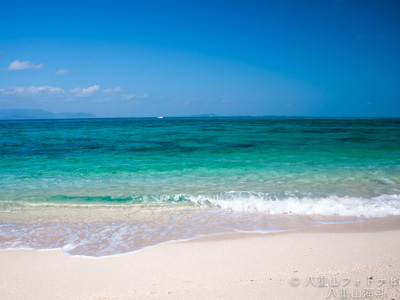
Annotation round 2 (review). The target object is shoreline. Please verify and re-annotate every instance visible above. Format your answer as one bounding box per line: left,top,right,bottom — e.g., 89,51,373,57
0,214,386,259
1,216,400,299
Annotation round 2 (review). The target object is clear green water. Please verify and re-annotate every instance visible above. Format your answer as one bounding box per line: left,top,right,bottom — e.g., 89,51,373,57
1,117,400,256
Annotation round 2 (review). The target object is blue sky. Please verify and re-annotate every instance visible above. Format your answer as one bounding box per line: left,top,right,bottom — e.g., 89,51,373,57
1,0,399,117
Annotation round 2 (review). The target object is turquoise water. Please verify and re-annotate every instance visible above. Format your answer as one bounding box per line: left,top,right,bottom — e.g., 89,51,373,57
1,117,400,256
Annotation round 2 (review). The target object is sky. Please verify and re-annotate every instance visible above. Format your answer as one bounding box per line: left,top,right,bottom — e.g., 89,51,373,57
0,0,399,117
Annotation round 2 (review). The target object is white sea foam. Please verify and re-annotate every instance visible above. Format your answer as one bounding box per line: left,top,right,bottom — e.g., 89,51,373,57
2,192,400,218
188,192,400,218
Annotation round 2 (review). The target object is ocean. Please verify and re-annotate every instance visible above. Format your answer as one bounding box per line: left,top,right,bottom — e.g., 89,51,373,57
1,117,399,256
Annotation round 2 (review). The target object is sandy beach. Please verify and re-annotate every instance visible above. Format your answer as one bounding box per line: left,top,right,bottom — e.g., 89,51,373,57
2,0,400,298
1,217,399,300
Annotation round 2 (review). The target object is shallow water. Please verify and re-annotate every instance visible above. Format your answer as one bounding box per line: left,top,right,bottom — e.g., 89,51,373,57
1,117,399,256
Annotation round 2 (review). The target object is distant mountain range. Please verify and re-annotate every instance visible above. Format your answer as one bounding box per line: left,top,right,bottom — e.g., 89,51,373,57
0,109,97,120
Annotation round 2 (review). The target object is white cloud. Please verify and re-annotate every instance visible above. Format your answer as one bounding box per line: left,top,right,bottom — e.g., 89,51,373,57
8,60,44,71
0,86,64,96
120,93,149,100
0,84,144,104
55,69,69,76
121,94,136,100
104,87,121,93
70,85,100,97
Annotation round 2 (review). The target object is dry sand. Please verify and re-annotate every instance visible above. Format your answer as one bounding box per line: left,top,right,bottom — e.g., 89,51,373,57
1,217,400,300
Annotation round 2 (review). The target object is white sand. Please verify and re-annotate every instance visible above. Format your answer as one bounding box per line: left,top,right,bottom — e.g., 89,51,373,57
1,217,400,300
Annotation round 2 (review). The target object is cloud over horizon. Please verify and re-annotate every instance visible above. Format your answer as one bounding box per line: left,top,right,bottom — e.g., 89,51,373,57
70,85,100,97
0,85,137,101
7,60,44,71
55,69,69,76
0,84,150,117
0,86,64,96
104,87,121,93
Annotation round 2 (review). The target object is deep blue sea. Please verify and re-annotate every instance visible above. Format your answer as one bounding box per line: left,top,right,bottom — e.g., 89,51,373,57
1,117,399,256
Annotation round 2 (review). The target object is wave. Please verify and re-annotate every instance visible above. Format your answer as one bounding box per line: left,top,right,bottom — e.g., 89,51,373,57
188,192,400,218
1,192,400,256
2,192,400,218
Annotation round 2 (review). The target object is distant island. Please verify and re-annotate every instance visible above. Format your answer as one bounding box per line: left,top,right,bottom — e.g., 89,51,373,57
0,109,97,120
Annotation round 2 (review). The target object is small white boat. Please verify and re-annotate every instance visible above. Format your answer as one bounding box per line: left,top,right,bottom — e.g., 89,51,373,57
157,116,164,119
